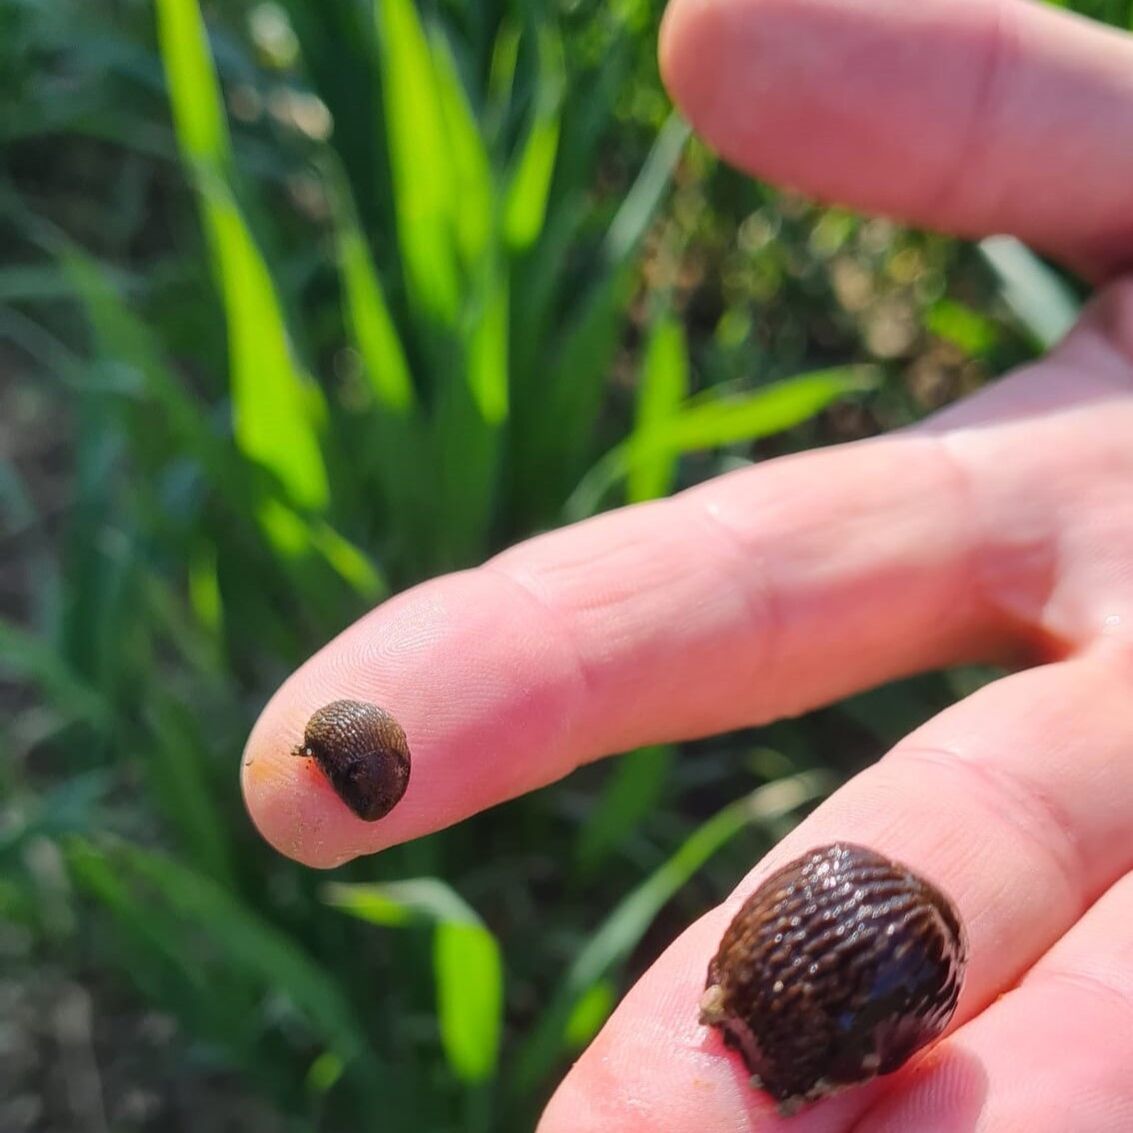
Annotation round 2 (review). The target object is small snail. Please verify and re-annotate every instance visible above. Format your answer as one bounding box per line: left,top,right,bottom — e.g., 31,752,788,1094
699,843,967,1116
294,700,411,821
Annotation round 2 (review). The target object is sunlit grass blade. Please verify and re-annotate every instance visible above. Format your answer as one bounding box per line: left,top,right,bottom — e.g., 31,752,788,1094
64,235,378,595
503,26,564,251
567,366,879,519
157,0,330,518
628,313,689,503
202,185,330,512
376,0,460,325
309,519,386,599
431,31,494,268
466,256,510,425
635,366,878,452
978,235,1080,350
435,920,503,1085
153,0,230,174
487,20,521,125
562,979,617,1051
256,498,385,597
331,172,417,417
925,297,1000,357
513,769,834,1094
326,878,504,1084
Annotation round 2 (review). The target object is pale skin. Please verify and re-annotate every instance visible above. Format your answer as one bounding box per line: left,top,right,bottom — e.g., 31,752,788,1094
242,0,1133,1127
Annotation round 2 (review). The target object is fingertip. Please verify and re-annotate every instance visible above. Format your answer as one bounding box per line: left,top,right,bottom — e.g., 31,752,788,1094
240,692,383,869
238,570,587,869
659,0,728,122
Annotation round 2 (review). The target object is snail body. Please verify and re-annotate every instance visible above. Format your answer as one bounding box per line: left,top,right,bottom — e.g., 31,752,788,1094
294,700,411,821
700,843,967,1116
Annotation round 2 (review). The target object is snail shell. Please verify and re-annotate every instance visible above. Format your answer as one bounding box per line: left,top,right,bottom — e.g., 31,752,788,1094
294,700,411,821
699,842,967,1116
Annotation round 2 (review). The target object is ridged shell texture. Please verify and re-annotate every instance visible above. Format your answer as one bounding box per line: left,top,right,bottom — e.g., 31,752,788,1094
700,843,967,1114
296,700,411,821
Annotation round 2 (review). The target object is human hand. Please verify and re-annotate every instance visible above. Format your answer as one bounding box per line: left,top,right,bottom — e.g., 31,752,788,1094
242,0,1133,1127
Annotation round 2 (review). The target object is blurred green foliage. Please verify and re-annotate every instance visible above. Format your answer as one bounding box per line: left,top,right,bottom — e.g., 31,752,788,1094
0,0,1111,1129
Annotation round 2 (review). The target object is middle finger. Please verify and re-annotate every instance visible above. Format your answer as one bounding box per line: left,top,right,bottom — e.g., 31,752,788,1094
538,644,1133,1132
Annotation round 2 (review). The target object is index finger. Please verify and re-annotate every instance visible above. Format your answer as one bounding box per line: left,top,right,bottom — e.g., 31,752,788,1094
242,427,998,868
242,276,1133,869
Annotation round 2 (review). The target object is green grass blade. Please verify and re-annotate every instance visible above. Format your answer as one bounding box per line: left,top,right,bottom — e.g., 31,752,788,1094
256,498,384,597
188,541,223,636
503,115,559,251
153,0,230,173
603,114,691,266
0,263,127,303
562,979,617,1051
0,617,110,728
140,692,236,888
326,878,504,1084
435,920,504,1083
431,267,506,567
61,248,230,475
431,31,495,268
326,164,437,560
487,19,521,122
309,520,387,599
466,256,510,425
638,367,878,452
67,841,215,1025
516,114,690,519
332,177,417,416
514,770,834,1092
516,262,633,520
71,840,380,1078
925,298,1000,357
157,0,329,515
568,366,879,519
202,184,330,512
376,0,461,325
503,27,564,252
573,746,674,877
628,314,689,503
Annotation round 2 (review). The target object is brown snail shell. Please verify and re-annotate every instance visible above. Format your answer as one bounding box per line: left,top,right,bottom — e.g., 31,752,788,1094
699,842,967,1116
294,700,411,821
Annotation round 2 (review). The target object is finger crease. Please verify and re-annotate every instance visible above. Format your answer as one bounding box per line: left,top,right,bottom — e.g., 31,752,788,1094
682,495,782,715
1024,966,1133,1024
482,563,598,771
923,0,1015,224
925,430,1061,649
